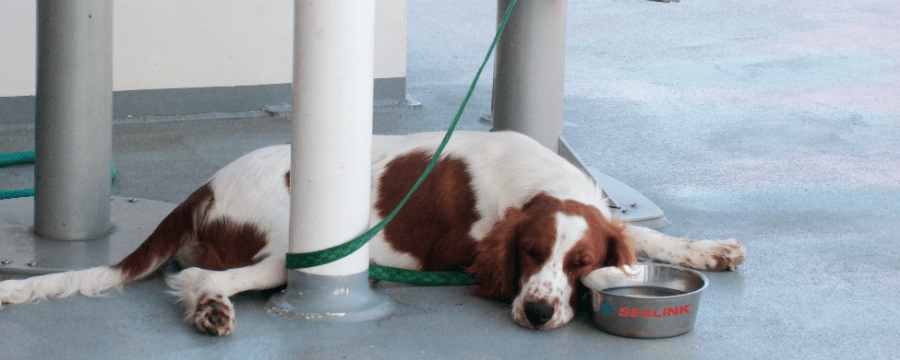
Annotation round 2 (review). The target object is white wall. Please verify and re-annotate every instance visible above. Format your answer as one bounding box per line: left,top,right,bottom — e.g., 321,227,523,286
0,0,406,98
0,0,37,97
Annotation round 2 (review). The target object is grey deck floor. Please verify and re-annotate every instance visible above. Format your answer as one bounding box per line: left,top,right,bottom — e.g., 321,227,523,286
2,0,899,359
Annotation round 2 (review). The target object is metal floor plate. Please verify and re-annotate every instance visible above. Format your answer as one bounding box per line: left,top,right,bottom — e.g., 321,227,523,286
0,196,176,275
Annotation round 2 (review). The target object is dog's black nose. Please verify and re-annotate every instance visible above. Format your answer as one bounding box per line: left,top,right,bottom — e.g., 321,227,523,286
524,300,554,326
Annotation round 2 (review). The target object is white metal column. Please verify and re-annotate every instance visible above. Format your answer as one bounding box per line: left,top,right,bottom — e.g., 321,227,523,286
269,0,392,321
289,0,373,278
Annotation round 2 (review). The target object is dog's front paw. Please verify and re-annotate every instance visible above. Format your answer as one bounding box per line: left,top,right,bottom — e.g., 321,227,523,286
679,239,747,271
190,295,236,336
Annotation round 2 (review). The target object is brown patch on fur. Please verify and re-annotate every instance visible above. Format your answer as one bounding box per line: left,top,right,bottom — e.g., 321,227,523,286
191,219,268,270
113,183,215,281
467,207,532,301
712,256,728,271
509,204,558,295
528,194,633,312
375,151,481,271
524,194,634,271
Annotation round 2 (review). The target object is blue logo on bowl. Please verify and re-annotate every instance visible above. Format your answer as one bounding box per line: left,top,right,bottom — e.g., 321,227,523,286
599,302,613,315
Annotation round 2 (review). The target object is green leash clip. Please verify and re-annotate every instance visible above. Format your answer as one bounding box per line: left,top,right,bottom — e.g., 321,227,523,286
285,0,518,286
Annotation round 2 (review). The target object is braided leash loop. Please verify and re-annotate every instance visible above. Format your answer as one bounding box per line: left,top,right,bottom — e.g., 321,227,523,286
285,0,518,286
368,264,476,286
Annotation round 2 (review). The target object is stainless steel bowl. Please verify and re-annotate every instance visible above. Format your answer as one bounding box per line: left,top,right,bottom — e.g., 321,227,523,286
581,263,708,338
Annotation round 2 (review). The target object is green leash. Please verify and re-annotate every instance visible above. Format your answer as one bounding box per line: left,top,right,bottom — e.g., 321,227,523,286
0,150,117,200
369,264,478,286
286,0,519,286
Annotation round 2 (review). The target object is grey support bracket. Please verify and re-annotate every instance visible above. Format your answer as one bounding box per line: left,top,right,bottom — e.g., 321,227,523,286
558,138,670,230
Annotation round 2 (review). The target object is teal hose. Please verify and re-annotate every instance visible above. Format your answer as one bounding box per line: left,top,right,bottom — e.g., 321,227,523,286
0,150,116,200
0,150,35,167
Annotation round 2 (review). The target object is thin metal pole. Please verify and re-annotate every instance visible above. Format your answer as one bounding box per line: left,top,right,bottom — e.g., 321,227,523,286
34,0,113,241
491,0,568,153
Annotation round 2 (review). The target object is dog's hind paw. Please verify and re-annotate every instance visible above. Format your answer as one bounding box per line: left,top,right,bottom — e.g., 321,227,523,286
190,295,236,336
168,268,237,336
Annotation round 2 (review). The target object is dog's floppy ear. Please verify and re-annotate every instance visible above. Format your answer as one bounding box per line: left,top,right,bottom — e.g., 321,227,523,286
603,221,636,271
467,206,530,301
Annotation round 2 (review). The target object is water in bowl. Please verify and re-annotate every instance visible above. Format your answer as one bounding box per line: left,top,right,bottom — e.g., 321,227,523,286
602,286,686,297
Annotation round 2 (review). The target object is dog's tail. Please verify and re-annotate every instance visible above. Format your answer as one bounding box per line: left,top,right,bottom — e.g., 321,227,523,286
0,184,212,308
0,266,129,308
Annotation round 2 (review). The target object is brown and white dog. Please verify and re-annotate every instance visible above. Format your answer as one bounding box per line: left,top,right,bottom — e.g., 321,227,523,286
0,131,746,335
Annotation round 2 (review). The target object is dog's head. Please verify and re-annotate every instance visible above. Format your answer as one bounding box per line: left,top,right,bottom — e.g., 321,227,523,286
467,193,634,329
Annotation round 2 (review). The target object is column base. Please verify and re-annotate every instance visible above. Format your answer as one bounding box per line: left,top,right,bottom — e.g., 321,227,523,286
0,196,176,275
268,270,395,322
